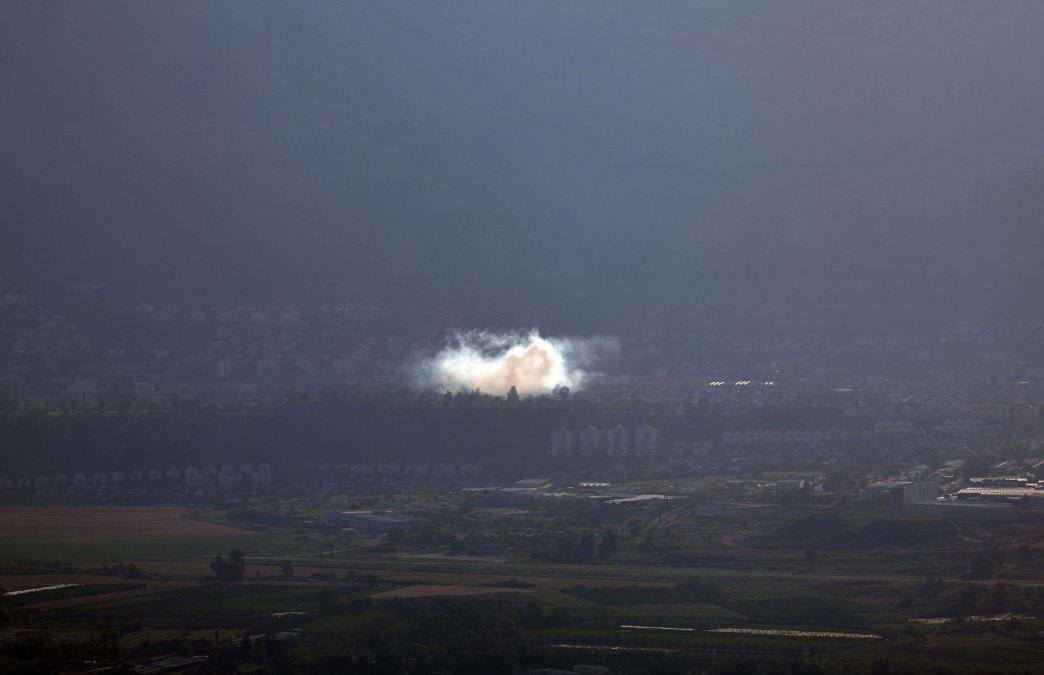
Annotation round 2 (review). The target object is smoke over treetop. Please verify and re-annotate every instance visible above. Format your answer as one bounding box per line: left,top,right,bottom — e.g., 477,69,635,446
418,331,615,396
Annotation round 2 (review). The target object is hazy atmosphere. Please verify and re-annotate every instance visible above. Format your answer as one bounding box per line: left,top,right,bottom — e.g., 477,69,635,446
5,4,1044,674
5,2,1044,332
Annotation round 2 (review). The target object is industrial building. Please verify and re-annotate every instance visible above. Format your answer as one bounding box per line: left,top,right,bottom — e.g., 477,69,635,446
863,479,938,506
906,500,1016,522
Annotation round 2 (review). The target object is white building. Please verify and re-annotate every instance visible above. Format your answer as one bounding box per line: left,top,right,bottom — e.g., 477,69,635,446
578,426,601,456
219,465,238,486
254,463,272,486
550,427,575,457
864,479,937,505
633,424,660,457
185,467,203,487
606,425,629,458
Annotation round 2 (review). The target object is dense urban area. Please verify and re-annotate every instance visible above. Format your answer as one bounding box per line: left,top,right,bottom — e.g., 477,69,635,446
9,0,1044,671
2,291,1044,673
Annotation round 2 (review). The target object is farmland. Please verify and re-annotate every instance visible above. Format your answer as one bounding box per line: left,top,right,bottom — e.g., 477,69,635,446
2,491,1044,673
0,506,248,538
370,584,533,599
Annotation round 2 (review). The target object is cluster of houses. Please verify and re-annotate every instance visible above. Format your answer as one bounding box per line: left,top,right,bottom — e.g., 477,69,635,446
718,428,852,452
0,462,272,494
549,424,661,459
316,462,486,482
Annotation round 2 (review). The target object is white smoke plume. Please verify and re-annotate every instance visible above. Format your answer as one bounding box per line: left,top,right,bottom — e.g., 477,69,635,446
416,330,616,396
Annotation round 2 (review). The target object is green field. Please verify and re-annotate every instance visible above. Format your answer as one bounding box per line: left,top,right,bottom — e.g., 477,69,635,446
2,495,1044,673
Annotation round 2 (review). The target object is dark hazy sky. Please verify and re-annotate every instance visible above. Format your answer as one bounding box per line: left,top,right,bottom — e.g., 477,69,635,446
3,2,1044,332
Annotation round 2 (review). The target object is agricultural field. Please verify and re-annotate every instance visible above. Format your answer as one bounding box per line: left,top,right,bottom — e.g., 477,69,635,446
2,494,1044,673
370,584,533,599
0,504,337,565
0,506,248,538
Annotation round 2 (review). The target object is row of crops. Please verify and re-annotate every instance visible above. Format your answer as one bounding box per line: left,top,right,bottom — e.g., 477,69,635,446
6,583,144,607
528,626,859,656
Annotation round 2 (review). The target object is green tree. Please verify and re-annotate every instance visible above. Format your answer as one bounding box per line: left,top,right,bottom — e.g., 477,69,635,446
1017,544,1035,567
319,587,336,615
577,530,596,561
597,529,618,558
672,575,724,603
921,576,945,599
211,549,246,581
970,551,996,579
992,582,1009,611
520,602,544,628
959,585,982,614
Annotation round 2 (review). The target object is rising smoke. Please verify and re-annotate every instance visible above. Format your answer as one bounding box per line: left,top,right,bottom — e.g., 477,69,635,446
415,330,616,396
